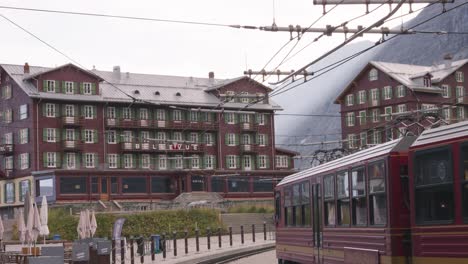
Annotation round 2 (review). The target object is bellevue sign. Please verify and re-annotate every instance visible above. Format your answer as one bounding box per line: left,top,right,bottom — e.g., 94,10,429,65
123,142,201,151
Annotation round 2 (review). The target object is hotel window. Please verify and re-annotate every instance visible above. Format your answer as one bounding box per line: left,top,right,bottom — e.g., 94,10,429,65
383,86,392,100
346,94,354,106
242,134,251,145
257,134,267,146
140,131,150,142
227,133,237,146
83,82,92,95
152,177,173,193
191,155,200,169
157,132,166,142
384,106,392,121
457,106,465,120
84,105,95,119
107,130,117,144
337,170,350,226
122,177,147,194
228,177,249,192
358,90,366,104
107,107,116,119
141,154,151,169
5,183,15,203
369,68,378,81
65,105,75,117
19,180,30,202
5,156,13,170
348,134,357,149
46,128,57,142
45,80,56,92
174,155,183,169
442,106,451,121
156,109,166,120
204,133,213,145
456,86,465,103
360,132,367,147
190,111,199,122
173,132,183,142
122,131,132,143
108,154,118,168
258,155,268,169
358,110,366,125
85,153,96,168
123,154,134,168
122,107,132,119
139,108,149,120
372,131,381,144
190,133,199,143
205,155,215,169
226,155,238,169
173,110,182,121
346,112,355,127
396,85,406,98
84,129,97,143
397,104,407,113
324,175,336,226
65,81,74,94
240,114,251,123
158,155,167,170
65,129,75,141
370,88,379,104
2,85,12,99
45,152,57,168
352,167,367,226
441,85,450,98
257,113,266,125
19,104,28,120
44,103,56,117
369,161,387,225
456,71,464,83
19,128,28,144
240,92,250,103
65,153,76,169
4,109,12,123
275,155,289,168
414,148,453,224
60,177,87,194
4,133,13,144
225,113,235,124
20,153,29,170
423,76,432,87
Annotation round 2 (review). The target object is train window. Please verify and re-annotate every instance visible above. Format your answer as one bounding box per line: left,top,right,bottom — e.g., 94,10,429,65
369,161,387,225
284,187,293,226
324,175,336,226
337,171,350,226
301,182,311,226
462,145,468,222
275,191,281,223
352,167,367,226
415,147,454,224
293,184,301,226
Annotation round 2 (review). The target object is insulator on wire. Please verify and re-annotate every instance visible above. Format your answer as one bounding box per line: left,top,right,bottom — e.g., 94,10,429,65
289,25,294,40
296,25,302,40
322,5,326,15
276,70,281,81
325,25,333,36
261,69,266,82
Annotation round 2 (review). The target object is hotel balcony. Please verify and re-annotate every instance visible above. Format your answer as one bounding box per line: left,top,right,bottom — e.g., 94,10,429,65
120,141,205,153
106,119,218,130
0,144,13,155
239,122,258,131
62,116,82,127
62,140,83,151
241,144,257,153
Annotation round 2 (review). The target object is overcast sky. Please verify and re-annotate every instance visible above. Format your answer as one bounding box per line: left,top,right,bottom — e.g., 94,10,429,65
0,0,424,79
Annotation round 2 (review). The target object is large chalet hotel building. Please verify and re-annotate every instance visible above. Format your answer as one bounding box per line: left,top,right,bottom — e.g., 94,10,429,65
335,57,468,149
0,63,296,213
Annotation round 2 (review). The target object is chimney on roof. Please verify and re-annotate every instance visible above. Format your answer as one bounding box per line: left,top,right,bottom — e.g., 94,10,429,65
443,53,453,69
208,71,214,86
113,66,121,80
24,62,30,74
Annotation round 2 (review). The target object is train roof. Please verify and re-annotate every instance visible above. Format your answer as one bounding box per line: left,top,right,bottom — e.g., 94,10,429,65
277,136,416,187
411,120,468,148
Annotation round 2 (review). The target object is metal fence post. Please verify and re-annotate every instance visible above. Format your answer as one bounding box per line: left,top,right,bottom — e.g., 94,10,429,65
173,231,177,257
229,227,233,246
112,239,116,264
218,227,222,248
195,229,200,252
184,230,189,254
120,239,125,264
263,222,267,241
252,224,255,243
207,228,211,250
241,225,244,244
139,239,144,264
151,237,155,261
162,233,166,259
130,239,135,264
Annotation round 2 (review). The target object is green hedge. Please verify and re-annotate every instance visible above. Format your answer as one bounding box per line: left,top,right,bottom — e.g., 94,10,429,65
226,205,274,214
46,208,223,241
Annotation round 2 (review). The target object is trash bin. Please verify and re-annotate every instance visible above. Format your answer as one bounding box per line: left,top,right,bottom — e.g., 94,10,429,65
151,235,161,254
53,234,61,241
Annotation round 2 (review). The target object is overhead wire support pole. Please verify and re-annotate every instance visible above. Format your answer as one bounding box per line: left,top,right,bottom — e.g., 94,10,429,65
269,0,407,85
259,25,414,36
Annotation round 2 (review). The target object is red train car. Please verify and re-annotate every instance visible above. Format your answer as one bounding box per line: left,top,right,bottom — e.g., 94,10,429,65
275,136,416,264
408,121,468,264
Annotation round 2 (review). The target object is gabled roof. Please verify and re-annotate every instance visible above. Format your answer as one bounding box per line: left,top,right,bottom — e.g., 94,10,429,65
277,136,417,187
334,59,468,103
204,76,273,92
411,120,468,148
0,63,282,111
24,63,104,81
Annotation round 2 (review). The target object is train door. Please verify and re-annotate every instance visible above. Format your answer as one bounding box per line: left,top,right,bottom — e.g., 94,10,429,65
313,184,322,263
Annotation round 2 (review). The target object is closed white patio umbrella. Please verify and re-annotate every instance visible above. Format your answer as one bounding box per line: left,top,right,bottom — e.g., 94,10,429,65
39,195,49,244
17,210,26,245
77,211,86,239
90,211,97,238
32,203,42,243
